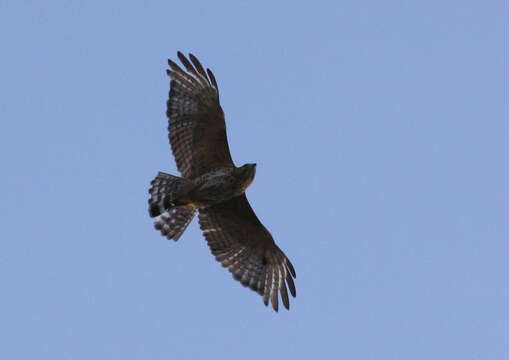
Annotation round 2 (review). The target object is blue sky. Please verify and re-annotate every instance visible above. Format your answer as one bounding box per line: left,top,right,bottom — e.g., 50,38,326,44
1,1,508,359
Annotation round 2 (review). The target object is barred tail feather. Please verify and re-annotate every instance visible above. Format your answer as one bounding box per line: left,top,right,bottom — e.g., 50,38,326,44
148,172,196,241
154,205,196,241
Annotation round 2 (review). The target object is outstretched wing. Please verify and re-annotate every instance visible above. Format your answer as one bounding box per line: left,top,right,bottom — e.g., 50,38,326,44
198,194,296,311
166,52,234,179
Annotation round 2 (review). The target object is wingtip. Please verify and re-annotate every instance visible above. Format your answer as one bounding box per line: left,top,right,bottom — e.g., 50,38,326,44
286,275,297,298
177,51,187,63
167,59,182,72
271,289,279,312
280,283,290,310
286,258,297,278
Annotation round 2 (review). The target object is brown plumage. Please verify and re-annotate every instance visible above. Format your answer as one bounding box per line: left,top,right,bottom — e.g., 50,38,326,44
148,52,296,311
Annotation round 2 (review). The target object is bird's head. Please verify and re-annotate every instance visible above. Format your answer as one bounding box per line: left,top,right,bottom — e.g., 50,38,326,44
237,163,257,190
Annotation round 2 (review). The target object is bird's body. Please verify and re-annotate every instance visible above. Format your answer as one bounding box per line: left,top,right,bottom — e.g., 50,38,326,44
148,52,296,311
150,165,255,213
191,164,256,206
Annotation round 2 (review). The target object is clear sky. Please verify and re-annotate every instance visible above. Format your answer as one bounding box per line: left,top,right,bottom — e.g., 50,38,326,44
1,1,508,359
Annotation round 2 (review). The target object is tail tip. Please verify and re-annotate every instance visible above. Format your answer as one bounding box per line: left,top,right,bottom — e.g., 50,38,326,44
149,203,161,217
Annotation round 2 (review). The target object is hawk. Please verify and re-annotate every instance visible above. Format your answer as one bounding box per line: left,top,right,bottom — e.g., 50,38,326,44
148,52,296,311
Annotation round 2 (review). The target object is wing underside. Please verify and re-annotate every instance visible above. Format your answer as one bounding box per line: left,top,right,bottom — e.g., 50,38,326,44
166,52,234,179
198,194,296,311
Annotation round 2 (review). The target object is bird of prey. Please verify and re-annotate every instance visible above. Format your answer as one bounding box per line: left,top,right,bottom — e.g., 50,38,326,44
148,52,296,311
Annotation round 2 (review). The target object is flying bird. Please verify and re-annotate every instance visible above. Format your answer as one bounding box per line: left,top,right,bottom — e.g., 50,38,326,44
148,52,296,311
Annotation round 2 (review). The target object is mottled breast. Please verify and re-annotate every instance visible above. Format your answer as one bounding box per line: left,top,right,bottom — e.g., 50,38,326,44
192,168,244,206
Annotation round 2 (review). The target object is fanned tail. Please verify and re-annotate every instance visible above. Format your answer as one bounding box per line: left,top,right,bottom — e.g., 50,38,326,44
148,172,197,241
154,205,196,241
